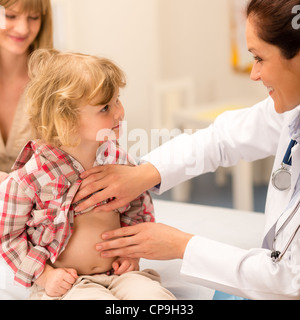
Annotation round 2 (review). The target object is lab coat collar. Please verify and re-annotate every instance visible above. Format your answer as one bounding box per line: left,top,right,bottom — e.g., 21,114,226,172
289,107,300,142
290,143,300,196
287,108,300,195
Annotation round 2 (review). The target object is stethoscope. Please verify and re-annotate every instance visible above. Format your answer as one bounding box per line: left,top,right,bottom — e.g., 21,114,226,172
272,139,298,192
271,139,300,262
271,203,300,262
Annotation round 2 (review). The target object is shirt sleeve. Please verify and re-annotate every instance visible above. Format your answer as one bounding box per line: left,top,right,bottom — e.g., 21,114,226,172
181,235,300,300
141,97,284,194
0,177,50,287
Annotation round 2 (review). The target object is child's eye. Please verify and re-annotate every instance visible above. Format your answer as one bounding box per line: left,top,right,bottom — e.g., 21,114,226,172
100,105,109,113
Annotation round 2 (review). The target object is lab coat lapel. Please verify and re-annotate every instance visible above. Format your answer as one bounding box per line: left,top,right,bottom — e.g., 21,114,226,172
291,144,300,193
262,144,300,250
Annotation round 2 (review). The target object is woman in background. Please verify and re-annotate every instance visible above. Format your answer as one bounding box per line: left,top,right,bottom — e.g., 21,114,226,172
0,0,53,180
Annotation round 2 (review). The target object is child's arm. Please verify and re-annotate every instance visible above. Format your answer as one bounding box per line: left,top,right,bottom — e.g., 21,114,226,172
0,177,49,287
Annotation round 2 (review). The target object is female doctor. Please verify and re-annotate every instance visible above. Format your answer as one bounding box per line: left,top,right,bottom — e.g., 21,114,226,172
73,0,300,299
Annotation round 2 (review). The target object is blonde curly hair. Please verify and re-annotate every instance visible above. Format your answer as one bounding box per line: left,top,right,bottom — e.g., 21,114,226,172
26,49,126,147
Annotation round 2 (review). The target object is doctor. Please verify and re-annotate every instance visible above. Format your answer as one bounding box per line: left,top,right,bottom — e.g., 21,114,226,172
73,0,300,299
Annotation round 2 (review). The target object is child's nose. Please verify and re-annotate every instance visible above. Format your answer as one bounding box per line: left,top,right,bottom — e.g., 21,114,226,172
114,103,124,120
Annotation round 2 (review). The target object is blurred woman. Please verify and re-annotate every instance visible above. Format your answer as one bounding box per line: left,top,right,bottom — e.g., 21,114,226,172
0,0,53,178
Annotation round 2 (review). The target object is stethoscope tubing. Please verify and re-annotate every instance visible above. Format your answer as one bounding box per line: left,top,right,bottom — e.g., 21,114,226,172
271,139,300,262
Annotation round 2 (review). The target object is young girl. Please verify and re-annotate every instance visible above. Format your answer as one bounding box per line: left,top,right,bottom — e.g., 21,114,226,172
0,49,175,300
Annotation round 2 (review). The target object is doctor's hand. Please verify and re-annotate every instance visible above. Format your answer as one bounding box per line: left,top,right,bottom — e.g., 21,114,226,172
97,223,194,260
73,163,161,213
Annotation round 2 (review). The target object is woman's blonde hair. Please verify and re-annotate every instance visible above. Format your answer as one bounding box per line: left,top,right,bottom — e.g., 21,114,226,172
0,0,53,51
26,49,127,147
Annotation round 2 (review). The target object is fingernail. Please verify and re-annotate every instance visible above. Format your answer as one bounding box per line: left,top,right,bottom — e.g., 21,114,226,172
75,206,81,212
102,233,108,240
101,252,108,257
96,245,102,251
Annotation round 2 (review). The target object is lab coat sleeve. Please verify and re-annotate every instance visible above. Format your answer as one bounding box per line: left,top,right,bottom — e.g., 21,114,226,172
142,97,284,194
181,235,300,300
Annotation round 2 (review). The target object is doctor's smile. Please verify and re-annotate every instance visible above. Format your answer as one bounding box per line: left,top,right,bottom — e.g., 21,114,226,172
267,87,275,95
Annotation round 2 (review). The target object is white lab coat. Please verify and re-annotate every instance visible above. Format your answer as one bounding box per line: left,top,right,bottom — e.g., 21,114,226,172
142,97,300,300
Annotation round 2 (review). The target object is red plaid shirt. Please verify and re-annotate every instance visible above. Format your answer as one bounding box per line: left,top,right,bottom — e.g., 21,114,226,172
0,140,154,287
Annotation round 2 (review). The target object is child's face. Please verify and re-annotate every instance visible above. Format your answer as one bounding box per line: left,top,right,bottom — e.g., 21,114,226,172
78,90,125,144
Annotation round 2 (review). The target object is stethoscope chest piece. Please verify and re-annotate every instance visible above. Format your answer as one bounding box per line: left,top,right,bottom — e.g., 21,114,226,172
272,164,291,191
272,139,297,192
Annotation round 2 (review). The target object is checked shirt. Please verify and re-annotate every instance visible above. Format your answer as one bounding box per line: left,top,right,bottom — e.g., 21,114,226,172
0,140,154,287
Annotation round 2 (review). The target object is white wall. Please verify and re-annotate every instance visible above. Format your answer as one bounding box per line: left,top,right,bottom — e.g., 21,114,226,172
158,0,267,104
52,0,159,140
51,0,268,154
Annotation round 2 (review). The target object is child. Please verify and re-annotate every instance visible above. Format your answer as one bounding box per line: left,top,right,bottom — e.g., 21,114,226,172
0,49,176,300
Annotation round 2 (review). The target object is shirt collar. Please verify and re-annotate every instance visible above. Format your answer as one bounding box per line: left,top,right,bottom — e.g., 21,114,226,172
12,140,84,176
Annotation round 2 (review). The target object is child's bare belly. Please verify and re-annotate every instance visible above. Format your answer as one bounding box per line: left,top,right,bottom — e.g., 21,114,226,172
52,209,120,275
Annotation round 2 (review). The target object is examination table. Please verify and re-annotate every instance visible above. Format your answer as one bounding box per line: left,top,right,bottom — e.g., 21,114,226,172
0,199,265,300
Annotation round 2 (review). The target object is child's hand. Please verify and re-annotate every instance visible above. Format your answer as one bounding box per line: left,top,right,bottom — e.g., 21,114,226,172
36,265,78,297
45,268,78,297
112,257,140,275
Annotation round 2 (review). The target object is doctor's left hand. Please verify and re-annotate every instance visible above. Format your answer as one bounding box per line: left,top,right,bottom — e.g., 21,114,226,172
97,222,194,261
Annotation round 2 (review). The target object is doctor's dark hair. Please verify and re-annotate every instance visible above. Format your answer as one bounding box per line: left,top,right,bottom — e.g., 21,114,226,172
247,0,300,59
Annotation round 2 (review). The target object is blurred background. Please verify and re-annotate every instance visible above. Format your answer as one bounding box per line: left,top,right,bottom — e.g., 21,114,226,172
51,0,272,213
